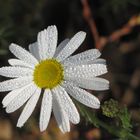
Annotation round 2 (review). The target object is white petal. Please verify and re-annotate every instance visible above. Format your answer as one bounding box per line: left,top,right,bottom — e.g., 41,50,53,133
9,43,38,66
63,58,106,66
52,86,70,133
54,85,80,124
54,39,69,57
93,59,106,65
63,49,101,66
29,42,40,61
0,76,32,92
66,77,109,91
2,87,28,107
0,66,33,78
56,31,86,62
17,87,41,127
6,83,37,113
38,26,58,60
8,59,34,69
64,64,107,79
63,82,100,109
39,89,52,132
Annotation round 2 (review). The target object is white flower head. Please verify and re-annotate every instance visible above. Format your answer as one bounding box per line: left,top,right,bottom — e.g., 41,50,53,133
0,25,109,133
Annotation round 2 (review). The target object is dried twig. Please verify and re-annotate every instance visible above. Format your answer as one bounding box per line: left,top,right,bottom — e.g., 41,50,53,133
82,0,140,50
82,0,101,49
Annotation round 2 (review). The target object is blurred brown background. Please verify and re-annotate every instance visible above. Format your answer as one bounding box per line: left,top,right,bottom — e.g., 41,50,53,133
0,0,140,139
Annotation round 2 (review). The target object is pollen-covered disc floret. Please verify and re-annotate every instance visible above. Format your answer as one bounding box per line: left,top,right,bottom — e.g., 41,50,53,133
0,25,109,133
34,59,63,89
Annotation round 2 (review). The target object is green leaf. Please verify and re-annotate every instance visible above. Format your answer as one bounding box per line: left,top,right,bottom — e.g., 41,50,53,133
76,101,99,127
119,107,132,131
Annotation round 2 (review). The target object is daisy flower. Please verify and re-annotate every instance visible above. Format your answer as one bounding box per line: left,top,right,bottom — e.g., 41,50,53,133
0,25,109,133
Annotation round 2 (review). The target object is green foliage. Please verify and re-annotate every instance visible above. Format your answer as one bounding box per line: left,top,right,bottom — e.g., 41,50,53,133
102,99,120,118
119,107,132,131
76,100,99,127
0,0,47,57
102,99,132,134
76,100,140,140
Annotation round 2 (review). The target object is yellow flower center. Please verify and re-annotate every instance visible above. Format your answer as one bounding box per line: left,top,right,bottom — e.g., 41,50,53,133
33,59,64,89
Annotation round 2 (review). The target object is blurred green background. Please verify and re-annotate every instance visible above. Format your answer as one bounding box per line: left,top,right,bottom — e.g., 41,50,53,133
0,0,140,139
